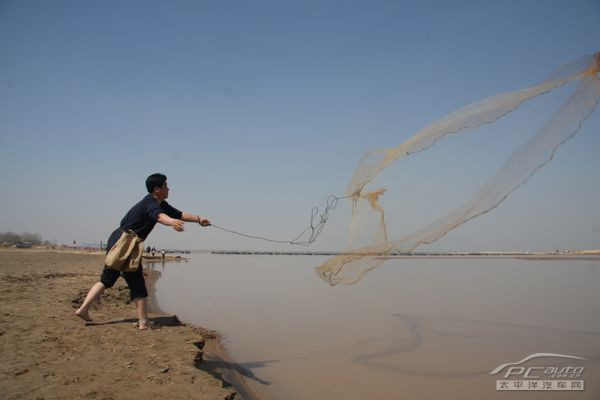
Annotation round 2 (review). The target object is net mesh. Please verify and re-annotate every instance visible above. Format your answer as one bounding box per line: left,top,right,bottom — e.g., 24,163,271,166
316,53,600,286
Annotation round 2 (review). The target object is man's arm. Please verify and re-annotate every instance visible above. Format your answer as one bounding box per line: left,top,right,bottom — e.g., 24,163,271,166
157,213,185,231
157,212,211,231
181,212,211,226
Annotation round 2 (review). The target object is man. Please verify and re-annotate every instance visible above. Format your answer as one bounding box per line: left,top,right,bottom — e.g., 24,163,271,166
75,173,210,330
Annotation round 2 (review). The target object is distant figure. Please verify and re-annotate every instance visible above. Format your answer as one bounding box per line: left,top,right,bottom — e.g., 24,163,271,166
146,245,151,254
75,173,211,330
151,246,156,257
161,249,165,259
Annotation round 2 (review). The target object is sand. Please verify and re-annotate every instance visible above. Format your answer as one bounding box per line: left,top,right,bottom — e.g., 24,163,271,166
0,248,249,400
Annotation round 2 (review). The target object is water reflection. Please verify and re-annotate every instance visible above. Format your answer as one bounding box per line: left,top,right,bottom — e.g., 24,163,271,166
352,313,600,378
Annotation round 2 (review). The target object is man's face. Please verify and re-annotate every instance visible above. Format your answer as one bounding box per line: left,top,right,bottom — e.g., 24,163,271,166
155,181,169,200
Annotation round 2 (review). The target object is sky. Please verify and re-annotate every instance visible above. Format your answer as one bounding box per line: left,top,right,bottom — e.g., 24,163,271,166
0,0,599,252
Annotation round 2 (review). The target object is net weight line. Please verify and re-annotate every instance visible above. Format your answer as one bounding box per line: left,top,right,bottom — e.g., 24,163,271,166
210,194,352,246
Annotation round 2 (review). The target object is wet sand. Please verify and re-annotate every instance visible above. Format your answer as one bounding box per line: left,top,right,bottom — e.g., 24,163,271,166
0,248,250,400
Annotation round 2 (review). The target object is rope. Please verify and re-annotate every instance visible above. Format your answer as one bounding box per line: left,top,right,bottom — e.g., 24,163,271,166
210,194,352,246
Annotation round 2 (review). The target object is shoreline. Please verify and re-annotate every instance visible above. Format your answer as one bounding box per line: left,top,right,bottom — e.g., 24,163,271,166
144,267,264,400
0,248,259,400
16,245,598,258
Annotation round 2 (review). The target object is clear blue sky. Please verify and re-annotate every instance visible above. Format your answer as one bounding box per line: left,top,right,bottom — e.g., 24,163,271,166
1,0,599,251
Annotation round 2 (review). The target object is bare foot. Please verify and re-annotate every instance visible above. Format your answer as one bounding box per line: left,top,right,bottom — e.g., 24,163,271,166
137,320,150,330
75,309,93,322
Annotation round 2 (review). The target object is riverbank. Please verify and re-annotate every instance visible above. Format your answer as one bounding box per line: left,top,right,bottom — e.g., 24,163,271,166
0,248,247,400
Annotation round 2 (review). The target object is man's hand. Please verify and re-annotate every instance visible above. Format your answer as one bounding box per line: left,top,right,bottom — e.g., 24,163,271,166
171,219,184,232
197,216,211,227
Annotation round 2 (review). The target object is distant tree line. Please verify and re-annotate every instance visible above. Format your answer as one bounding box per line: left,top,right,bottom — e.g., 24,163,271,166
0,232,48,246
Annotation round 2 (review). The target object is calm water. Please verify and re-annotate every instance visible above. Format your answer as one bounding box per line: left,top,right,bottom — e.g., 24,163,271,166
148,254,600,400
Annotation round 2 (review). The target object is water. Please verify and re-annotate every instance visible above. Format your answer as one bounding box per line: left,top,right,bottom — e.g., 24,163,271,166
149,254,600,399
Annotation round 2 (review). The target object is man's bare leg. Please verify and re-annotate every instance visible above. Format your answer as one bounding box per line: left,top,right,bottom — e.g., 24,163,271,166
134,297,149,330
75,282,106,321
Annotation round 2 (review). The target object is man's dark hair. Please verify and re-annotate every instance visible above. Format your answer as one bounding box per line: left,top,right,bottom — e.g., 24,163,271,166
146,173,167,193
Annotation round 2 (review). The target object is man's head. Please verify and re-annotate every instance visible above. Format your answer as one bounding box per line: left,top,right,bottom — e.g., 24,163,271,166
146,173,169,201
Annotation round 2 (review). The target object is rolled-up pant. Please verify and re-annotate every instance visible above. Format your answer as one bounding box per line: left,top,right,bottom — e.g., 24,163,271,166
99,265,148,300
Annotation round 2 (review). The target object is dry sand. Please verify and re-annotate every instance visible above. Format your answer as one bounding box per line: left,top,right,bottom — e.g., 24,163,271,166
0,248,254,400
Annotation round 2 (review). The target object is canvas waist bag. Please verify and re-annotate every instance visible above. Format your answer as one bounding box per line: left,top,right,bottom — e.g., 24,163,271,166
105,229,144,272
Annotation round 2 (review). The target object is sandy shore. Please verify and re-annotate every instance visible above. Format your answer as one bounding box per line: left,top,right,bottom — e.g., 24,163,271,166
0,248,254,400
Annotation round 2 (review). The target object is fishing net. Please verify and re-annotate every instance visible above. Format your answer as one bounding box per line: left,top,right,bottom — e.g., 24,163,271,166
316,52,600,286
